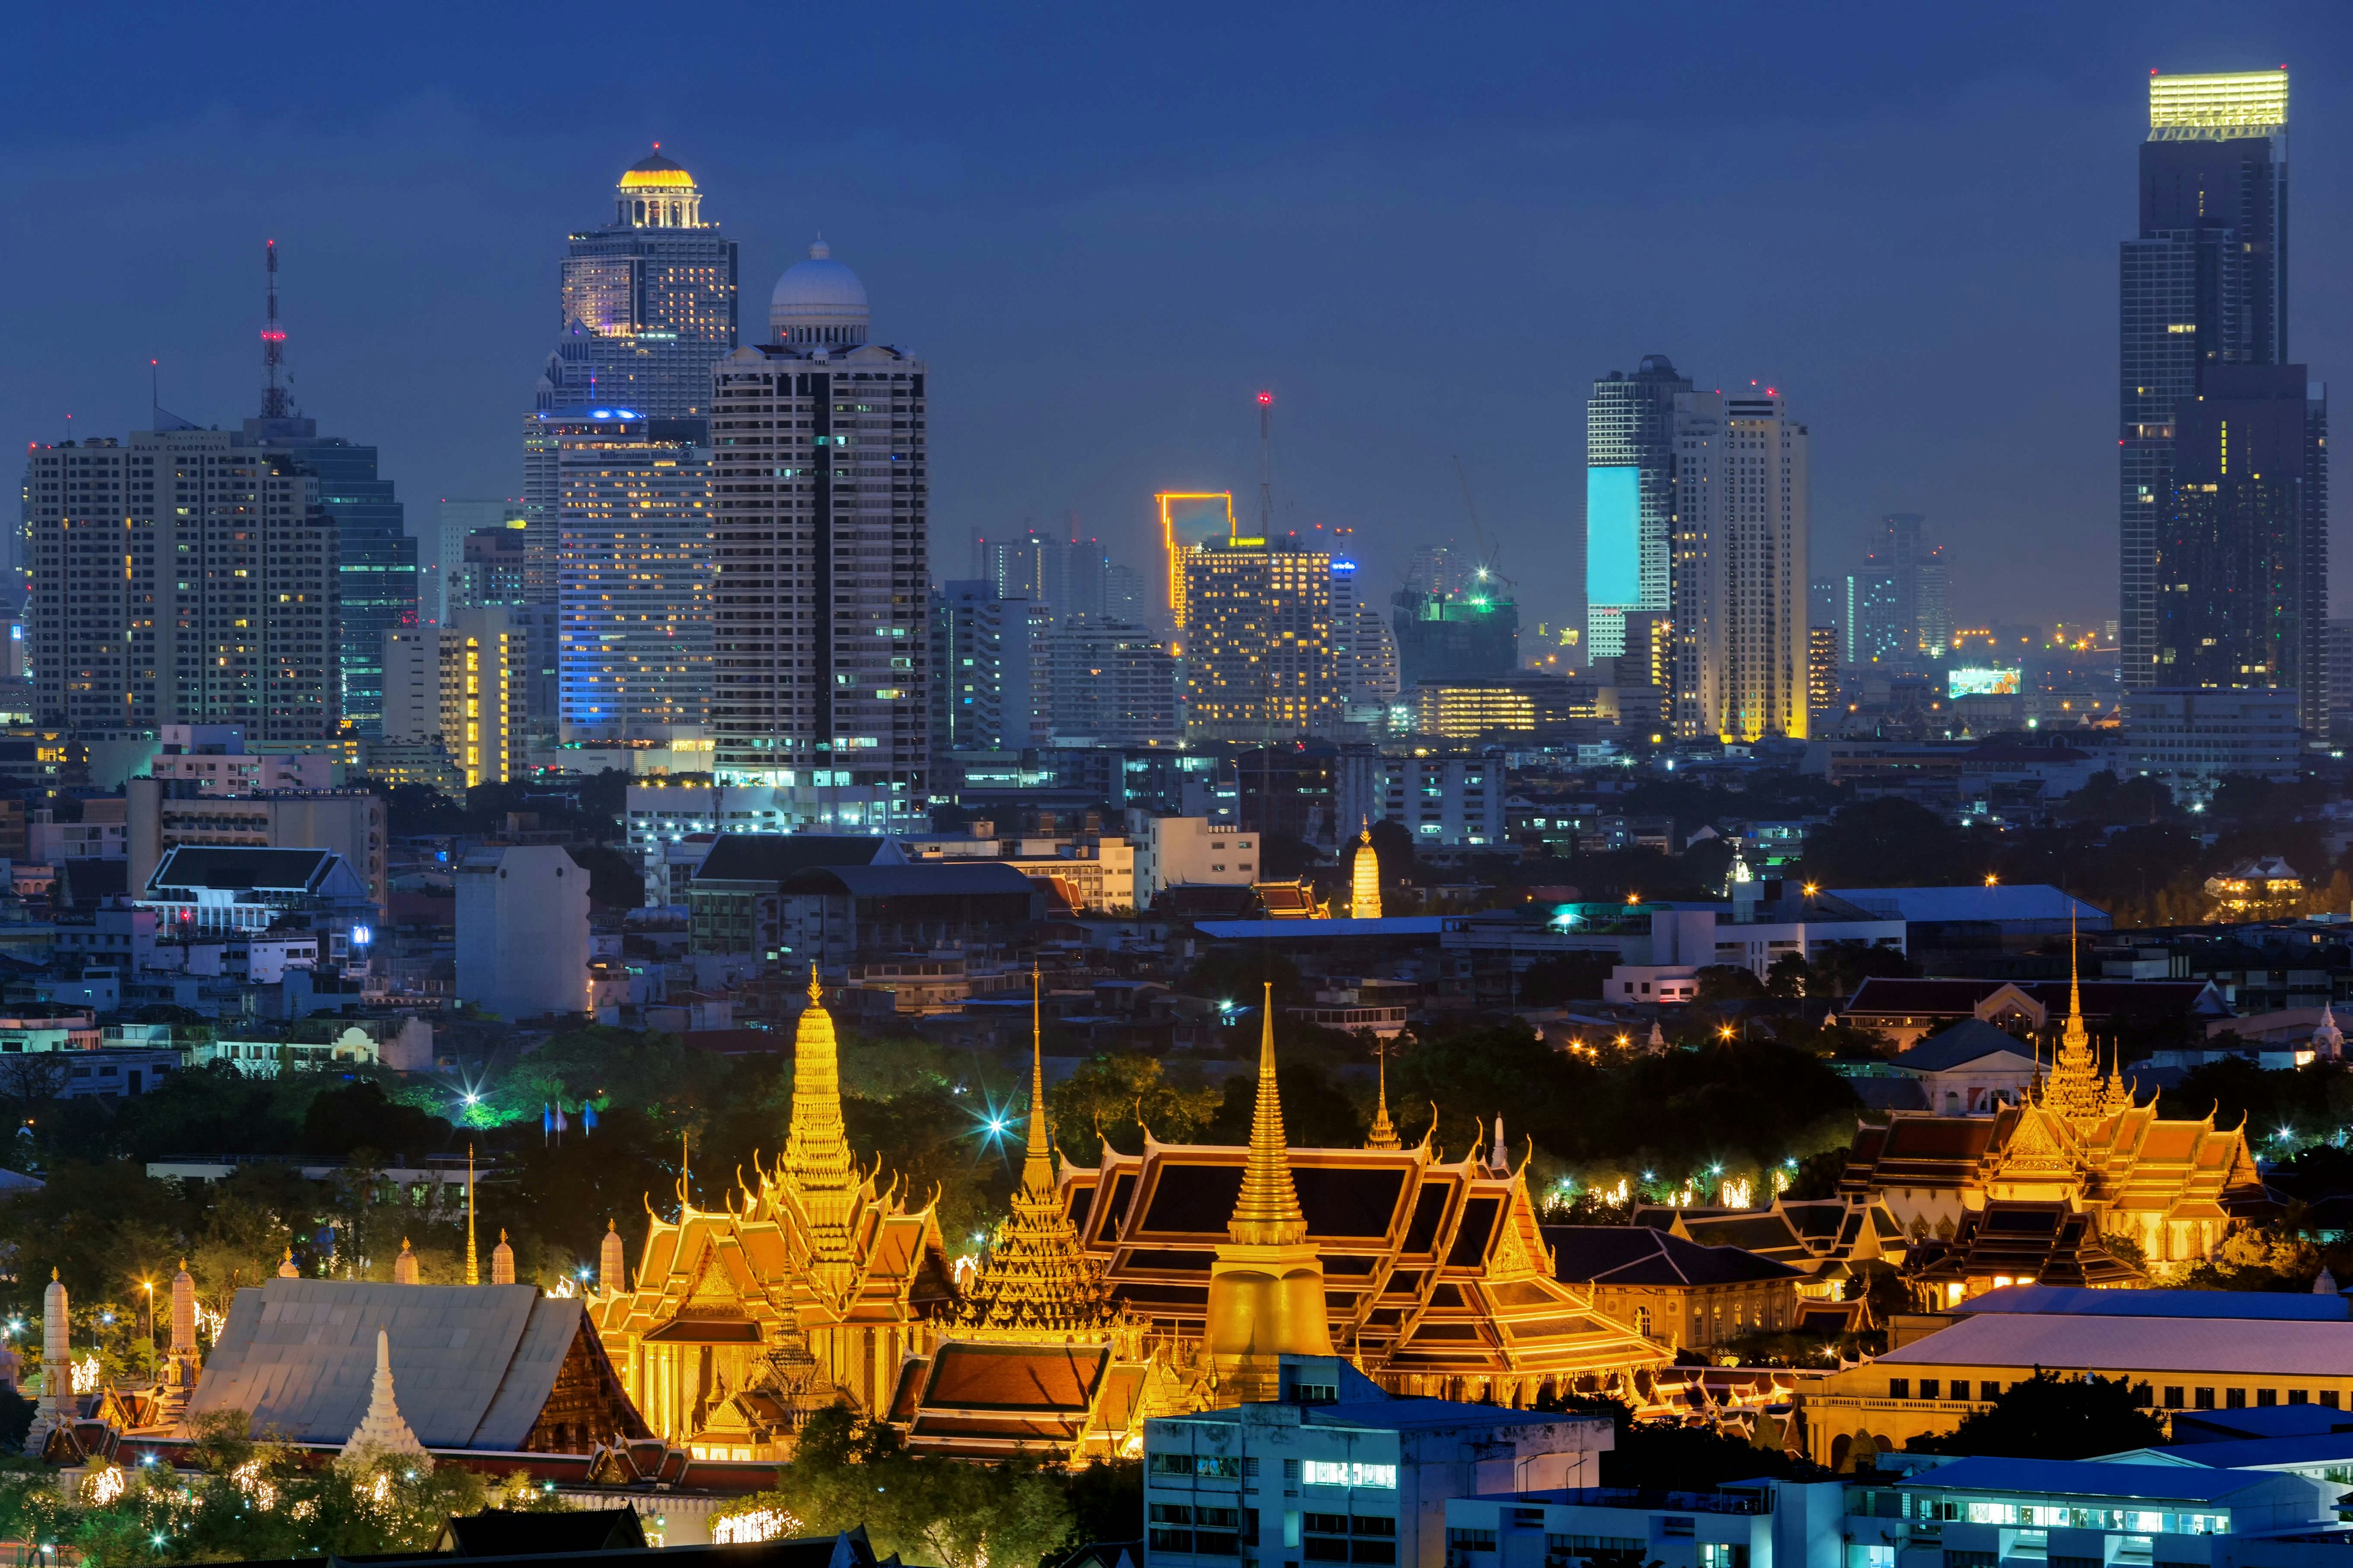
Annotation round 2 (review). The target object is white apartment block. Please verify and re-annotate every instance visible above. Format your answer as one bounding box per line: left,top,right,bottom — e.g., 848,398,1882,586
2124,688,2303,794
705,242,928,832
1337,751,1506,848
1670,390,1810,741
383,607,522,787
1046,617,1180,748
27,431,336,743
1128,815,1259,901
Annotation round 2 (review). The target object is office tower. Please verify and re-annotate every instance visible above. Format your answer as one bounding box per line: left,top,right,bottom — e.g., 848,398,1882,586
1183,537,1337,741
2121,70,2289,692
383,607,520,787
1865,513,1950,662
1392,579,1517,688
1586,355,1692,657
428,500,523,624
28,429,336,743
1105,563,1148,624
930,580,1044,752
1669,388,1810,741
552,410,714,743
1808,626,1840,725
1045,616,1181,747
1343,604,1400,718
706,241,930,832
2154,364,2327,737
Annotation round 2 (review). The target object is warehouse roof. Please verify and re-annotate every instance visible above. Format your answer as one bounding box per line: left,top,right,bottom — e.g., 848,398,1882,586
1876,1308,2353,1377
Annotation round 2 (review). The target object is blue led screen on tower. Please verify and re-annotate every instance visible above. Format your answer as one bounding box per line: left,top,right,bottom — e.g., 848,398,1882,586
1585,465,1641,607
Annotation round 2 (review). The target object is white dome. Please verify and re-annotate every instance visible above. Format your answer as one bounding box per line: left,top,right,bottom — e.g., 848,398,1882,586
769,238,870,346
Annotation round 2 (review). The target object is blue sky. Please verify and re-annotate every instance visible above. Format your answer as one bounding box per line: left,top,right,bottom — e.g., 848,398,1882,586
7,1,2348,631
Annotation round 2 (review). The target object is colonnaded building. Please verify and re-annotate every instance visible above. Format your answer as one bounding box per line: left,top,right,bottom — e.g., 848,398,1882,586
590,975,1670,1463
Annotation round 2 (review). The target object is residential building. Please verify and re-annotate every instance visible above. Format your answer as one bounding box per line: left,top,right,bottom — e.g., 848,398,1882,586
1130,815,1259,902
449,524,557,732
1143,1358,1612,1568
425,499,523,624
1044,616,1180,747
29,798,124,864
1866,512,1952,662
1585,355,1691,657
675,831,900,953
2123,69,2290,697
2154,364,2327,741
126,778,388,913
977,527,1109,624
1184,537,1338,741
705,241,930,832
146,725,341,793
1841,570,1902,666
2330,618,2353,743
929,580,1044,753
382,607,521,787
2122,687,2302,793
1544,1225,1802,1349
1669,389,1810,741
1337,751,1506,849
454,844,589,1021
550,409,714,744
26,430,336,743
1806,625,1838,723
1344,603,1401,722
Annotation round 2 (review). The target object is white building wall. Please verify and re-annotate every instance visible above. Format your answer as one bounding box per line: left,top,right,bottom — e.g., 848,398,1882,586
456,844,589,1020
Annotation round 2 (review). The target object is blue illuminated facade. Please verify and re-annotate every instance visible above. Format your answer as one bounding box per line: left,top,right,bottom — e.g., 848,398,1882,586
1586,355,1689,658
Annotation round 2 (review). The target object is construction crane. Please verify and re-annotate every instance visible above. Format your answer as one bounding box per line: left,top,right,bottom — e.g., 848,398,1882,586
1450,453,1510,591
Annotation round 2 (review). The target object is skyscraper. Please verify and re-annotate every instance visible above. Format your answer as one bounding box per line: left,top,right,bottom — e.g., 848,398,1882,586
2154,364,2327,736
930,580,1044,754
706,241,930,832
2121,69,2289,694
1586,355,1691,657
1670,388,1810,741
553,411,715,743
537,152,740,420
1863,513,1951,665
978,528,1109,623
1184,537,1337,741
28,429,336,743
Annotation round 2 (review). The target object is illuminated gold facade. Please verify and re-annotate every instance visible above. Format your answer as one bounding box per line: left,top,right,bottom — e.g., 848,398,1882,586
2149,70,2288,137
1182,539,1338,740
591,971,954,1460
1158,491,1236,634
1349,828,1382,919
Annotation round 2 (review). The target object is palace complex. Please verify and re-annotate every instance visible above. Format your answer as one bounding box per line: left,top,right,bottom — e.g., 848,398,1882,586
596,975,1674,1463
1838,949,2265,1301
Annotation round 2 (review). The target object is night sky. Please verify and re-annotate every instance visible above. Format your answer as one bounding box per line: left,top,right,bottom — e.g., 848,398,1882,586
7,2,2349,634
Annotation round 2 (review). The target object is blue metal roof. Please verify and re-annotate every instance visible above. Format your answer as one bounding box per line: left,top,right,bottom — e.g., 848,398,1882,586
1958,1285,2348,1323
1903,1456,2292,1502
1828,884,2108,926
1193,917,1451,938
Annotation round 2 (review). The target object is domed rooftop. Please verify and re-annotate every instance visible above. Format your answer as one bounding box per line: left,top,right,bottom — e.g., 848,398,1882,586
619,151,695,190
769,238,870,346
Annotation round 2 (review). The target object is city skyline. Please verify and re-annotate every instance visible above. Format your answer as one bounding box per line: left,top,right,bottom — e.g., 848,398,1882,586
7,6,2347,637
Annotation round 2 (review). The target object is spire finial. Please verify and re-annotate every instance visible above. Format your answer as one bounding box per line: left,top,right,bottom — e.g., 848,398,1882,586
1228,983,1308,1246
1366,1044,1400,1149
807,961,823,1004
1023,965,1053,1194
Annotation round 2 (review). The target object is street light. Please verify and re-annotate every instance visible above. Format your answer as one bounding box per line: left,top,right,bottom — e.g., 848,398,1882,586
1984,873,1999,887
140,1279,154,1350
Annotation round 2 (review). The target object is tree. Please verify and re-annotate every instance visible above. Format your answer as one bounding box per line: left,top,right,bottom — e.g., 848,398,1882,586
1916,1371,2165,1459
1800,798,1971,888
716,1404,1072,1568
1765,952,1810,998
1693,966,1765,1005
1200,1064,1365,1149
1049,1054,1221,1165
1517,953,1616,1006
1183,949,1305,1009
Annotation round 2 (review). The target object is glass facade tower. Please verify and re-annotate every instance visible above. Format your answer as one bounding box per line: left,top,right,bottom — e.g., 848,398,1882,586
1586,355,1690,657
2121,70,2290,695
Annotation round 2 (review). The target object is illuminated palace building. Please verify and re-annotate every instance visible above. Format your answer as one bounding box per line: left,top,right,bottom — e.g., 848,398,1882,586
597,979,1671,1463
702,243,930,831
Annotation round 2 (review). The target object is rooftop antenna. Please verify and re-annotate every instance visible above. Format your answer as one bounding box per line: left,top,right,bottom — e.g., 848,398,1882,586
150,360,159,425
1257,392,1275,537
260,240,292,420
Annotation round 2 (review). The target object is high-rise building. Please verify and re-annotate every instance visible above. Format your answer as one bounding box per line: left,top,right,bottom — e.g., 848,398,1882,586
551,411,714,743
1669,389,1810,741
1158,492,1235,634
2121,69,2290,694
2154,363,2327,737
383,606,521,787
2330,619,2353,743
706,241,930,832
1808,625,1840,726
1586,355,1692,658
427,500,523,624
1391,583,1517,689
978,528,1110,624
27,430,337,743
1045,616,1181,747
1841,572,1902,666
1866,513,1951,662
1184,538,1337,741
530,153,738,615
1343,604,1400,720
930,580,1044,754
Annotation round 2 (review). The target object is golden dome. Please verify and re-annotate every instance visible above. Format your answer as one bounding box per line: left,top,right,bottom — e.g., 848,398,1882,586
619,151,696,191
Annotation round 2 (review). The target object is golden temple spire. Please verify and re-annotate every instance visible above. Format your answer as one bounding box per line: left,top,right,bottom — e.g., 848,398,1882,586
464,1143,478,1286
1365,1043,1400,1150
1351,824,1382,920
2046,905,2105,1121
784,961,855,1192
1230,983,1309,1246
2063,905,2088,1053
1022,966,1054,1196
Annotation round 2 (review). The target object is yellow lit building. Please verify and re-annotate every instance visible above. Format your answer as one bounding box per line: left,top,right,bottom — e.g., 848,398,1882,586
1158,491,1236,634
381,607,521,787
1413,684,1535,739
1182,537,1338,741
2203,857,2303,920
